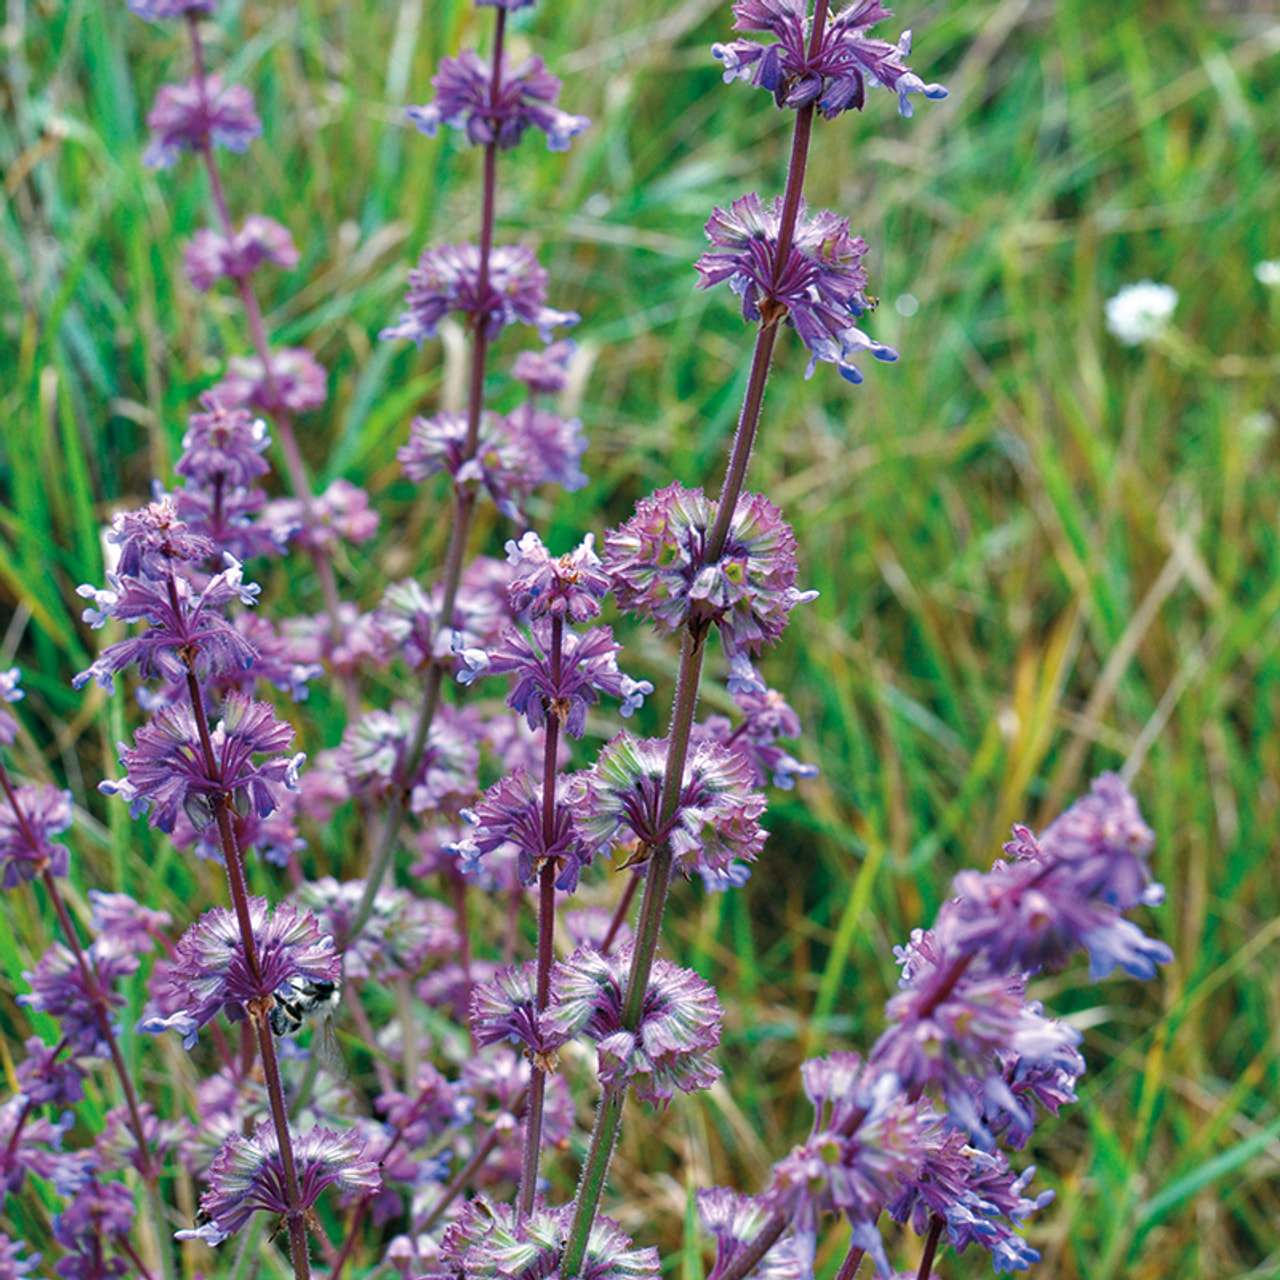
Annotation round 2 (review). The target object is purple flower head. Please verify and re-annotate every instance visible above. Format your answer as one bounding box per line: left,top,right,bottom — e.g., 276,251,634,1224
513,339,577,394
128,0,216,19
699,1189,807,1280
948,775,1171,980
104,493,218,580
693,685,819,790
183,215,298,291
295,876,457,982
764,1055,923,1252
51,1171,136,1277
696,193,897,382
15,1037,84,1109
476,621,653,738
89,890,171,952
583,733,768,891
0,667,23,746
161,897,340,1033
469,960,566,1058
713,0,948,118
213,346,328,415
606,483,815,659
452,768,599,891
144,73,261,168
263,477,380,555
179,1122,380,1246
438,1197,659,1280
399,408,587,519
545,946,723,1102
380,242,579,345
378,559,514,671
0,1095,75,1196
407,50,590,151
175,394,272,490
19,937,139,1057
74,549,260,693
887,1117,1053,1272
0,783,72,889
99,692,303,834
872,930,1085,1148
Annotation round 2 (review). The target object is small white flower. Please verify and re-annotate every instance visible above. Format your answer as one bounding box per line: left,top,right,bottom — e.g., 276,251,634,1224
1105,281,1178,346
1255,260,1280,288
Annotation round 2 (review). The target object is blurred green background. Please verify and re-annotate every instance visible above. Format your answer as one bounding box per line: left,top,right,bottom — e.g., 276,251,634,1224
2,0,1280,1276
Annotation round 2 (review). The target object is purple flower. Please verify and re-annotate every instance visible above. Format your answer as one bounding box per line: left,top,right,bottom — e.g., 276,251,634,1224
763,1055,923,1262
469,960,565,1057
696,193,897,382
399,408,587,519
699,1189,807,1280
887,1117,1053,1272
513,339,577,393
213,347,328,414
947,774,1172,980
693,685,818,790
452,768,599,891
51,1170,136,1279
263,477,380,554
406,50,590,151
871,930,1085,1148
74,555,259,693
175,394,272,490
713,0,948,118
161,897,341,1033
378,560,514,671
183,215,298,290
0,1095,74,1196
19,938,138,1058
144,73,262,168
295,876,457,982
0,1233,40,1280
545,946,723,1102
0,667,23,746
99,692,304,834
605,483,816,659
88,890,171,951
15,1038,84,1109
0,783,72,889
179,1122,380,1245
380,242,579,345
438,1197,659,1280
475,621,653,738
128,0,216,19
583,733,767,891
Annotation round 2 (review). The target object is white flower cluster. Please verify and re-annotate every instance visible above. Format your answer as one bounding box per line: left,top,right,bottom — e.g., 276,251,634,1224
1105,280,1178,347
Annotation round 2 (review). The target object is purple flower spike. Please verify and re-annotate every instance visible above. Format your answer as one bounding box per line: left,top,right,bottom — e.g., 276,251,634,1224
696,193,897,382
0,1233,40,1279
381,242,579,345
406,50,590,151
51,1173,136,1275
694,685,819,791
162,897,340,1033
470,960,570,1058
144,74,262,168
506,531,612,622
713,0,947,119
451,768,599,890
180,1122,380,1245
213,347,328,415
184,215,298,291
0,784,72,890
583,733,767,890
480,621,653,738
19,937,139,1057
545,946,723,1102
99,692,303,834
606,482,816,659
